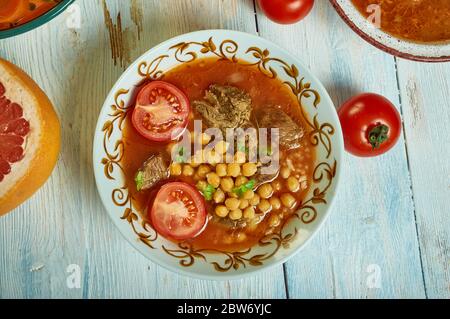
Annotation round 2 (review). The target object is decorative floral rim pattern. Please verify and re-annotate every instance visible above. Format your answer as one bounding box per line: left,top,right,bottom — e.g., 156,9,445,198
94,30,343,278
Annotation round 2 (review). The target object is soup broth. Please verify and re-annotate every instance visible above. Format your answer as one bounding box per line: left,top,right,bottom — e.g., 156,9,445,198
351,0,450,43
122,58,316,252
0,0,61,31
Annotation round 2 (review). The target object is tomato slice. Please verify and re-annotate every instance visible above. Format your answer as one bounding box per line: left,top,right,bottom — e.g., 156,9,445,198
132,81,190,142
150,182,207,240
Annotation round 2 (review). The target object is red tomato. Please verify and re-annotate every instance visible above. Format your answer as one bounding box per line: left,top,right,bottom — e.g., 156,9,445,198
257,0,314,24
150,182,207,240
338,93,402,157
132,81,190,142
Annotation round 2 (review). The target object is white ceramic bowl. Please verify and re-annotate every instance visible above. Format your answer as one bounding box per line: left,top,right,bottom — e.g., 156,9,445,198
93,30,343,279
331,0,450,62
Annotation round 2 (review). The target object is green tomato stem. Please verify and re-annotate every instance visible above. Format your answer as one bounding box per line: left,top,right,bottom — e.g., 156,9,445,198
368,124,389,149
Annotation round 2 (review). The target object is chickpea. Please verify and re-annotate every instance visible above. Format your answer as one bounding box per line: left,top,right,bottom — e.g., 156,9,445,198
206,172,220,188
235,175,248,187
228,191,239,198
268,214,281,227
215,205,229,218
216,163,227,177
243,206,256,219
257,183,273,199
190,160,200,168
269,197,282,210
280,167,291,179
246,219,259,231
239,199,249,210
287,176,300,192
272,179,282,192
220,177,234,192
249,193,260,206
214,141,229,154
198,133,211,145
229,209,243,220
225,198,240,211
170,163,182,176
281,193,296,208
258,199,272,214
197,164,211,178
205,150,221,165
235,232,247,243
222,235,234,244
196,180,208,191
242,162,257,177
242,189,255,200
213,188,225,204
182,165,194,177
234,151,246,164
227,163,241,177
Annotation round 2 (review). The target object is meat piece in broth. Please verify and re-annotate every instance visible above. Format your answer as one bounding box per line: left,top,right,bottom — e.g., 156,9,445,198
257,105,304,150
193,85,252,133
254,167,278,188
135,154,169,191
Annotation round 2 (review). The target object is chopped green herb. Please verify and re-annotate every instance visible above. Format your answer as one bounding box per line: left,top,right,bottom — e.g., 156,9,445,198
233,179,256,197
201,184,216,201
135,171,144,191
175,146,187,163
260,146,273,156
237,142,249,154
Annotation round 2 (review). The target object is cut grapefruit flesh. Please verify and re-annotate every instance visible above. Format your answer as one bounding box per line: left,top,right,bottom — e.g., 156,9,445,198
0,86,30,182
0,59,60,216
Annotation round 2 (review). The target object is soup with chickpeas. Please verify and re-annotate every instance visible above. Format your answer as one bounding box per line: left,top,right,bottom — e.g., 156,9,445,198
122,58,315,251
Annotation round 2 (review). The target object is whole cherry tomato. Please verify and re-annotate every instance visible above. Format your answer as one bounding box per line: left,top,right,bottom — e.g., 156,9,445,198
257,0,315,24
338,93,402,157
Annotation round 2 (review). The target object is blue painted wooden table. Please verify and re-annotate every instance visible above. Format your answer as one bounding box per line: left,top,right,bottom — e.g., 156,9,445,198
0,0,448,299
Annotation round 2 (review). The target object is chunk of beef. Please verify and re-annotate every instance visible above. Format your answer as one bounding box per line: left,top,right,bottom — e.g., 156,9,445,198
193,85,252,133
254,166,278,188
213,215,248,229
256,105,304,150
135,154,169,191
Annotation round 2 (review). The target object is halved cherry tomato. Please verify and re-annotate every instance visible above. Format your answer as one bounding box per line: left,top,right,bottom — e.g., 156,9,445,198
132,81,190,142
150,182,207,240
257,0,314,25
0,0,28,23
338,93,402,157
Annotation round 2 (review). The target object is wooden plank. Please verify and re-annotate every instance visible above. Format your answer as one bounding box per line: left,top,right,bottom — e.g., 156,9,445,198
255,0,426,298
0,0,286,299
396,59,450,299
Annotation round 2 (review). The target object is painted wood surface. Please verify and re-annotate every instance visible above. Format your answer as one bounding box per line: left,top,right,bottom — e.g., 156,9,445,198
0,0,448,299
396,59,450,299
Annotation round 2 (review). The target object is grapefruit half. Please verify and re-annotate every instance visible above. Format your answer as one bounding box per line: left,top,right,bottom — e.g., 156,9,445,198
0,58,60,216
